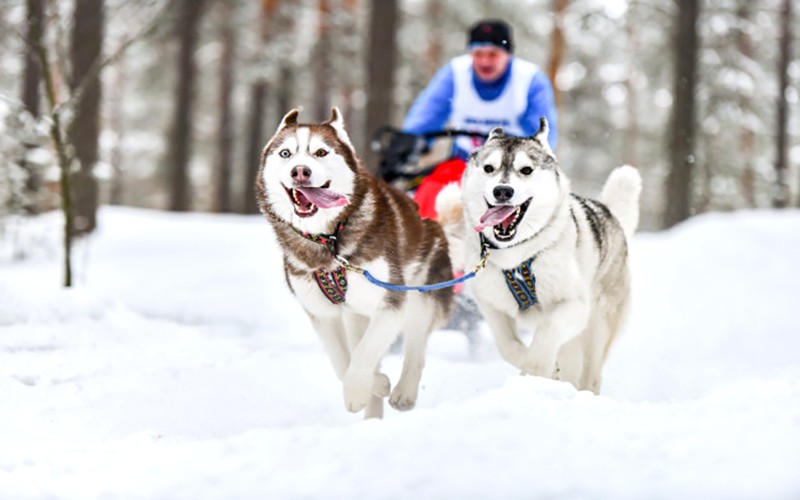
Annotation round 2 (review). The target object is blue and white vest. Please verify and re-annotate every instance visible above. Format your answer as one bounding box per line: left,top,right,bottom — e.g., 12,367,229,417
449,54,540,153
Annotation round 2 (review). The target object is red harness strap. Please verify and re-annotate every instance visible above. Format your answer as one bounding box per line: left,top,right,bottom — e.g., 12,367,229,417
314,266,348,304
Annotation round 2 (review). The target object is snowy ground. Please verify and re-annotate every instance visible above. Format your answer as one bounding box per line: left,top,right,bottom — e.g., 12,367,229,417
1,207,799,499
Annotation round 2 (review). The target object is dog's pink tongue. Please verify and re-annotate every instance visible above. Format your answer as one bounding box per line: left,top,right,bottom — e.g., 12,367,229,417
296,187,349,208
474,205,517,232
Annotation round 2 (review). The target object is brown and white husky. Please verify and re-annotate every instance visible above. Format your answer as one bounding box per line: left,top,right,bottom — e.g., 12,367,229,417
255,108,453,418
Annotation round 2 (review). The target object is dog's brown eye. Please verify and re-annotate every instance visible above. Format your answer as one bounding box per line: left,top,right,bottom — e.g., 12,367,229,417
520,166,533,175
315,149,328,158
279,149,291,158
483,165,494,173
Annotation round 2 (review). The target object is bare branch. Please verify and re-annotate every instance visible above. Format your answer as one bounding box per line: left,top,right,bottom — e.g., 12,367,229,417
31,27,74,287
56,0,172,118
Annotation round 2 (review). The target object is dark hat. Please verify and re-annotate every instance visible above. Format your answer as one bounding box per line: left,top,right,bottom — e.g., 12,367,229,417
468,19,513,53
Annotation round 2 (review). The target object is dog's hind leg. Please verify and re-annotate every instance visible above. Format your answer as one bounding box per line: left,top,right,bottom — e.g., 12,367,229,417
364,370,390,420
364,396,384,419
577,318,609,394
580,300,627,394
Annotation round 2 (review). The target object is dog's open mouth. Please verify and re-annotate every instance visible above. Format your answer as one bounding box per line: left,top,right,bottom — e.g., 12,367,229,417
474,199,532,242
284,181,350,218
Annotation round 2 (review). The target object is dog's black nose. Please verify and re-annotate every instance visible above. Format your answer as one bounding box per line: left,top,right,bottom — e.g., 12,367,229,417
291,165,312,183
493,185,514,203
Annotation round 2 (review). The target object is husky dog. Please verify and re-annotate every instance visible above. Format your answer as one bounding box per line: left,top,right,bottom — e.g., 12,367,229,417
438,118,641,394
255,108,453,418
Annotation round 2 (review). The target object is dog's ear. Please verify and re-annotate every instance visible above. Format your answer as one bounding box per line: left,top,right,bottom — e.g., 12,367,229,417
532,117,549,143
262,109,300,160
532,117,555,157
327,106,344,126
488,127,505,141
326,106,353,146
278,108,300,130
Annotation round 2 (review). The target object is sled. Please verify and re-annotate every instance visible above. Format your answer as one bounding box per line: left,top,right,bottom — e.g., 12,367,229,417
371,126,486,190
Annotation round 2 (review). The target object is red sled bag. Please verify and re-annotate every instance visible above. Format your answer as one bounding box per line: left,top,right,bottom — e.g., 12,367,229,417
412,158,467,220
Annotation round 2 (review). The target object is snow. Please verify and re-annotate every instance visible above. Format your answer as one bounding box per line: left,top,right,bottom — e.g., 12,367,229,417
1,207,799,499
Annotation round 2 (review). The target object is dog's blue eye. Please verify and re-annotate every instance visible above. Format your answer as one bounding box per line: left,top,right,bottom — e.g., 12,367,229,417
520,167,533,175
483,165,494,173
279,149,291,158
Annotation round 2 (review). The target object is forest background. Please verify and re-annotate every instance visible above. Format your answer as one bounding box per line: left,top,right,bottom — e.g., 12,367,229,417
0,0,797,255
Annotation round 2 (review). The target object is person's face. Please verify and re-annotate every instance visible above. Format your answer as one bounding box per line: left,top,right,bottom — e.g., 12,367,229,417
471,46,511,82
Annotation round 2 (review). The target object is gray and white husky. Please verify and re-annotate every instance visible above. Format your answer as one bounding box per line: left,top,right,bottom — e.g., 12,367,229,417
438,118,641,394
255,108,453,418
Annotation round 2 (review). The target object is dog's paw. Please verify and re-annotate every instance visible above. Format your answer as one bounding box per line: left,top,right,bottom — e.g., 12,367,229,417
388,386,418,411
372,373,391,398
520,362,547,377
520,356,557,378
343,370,373,413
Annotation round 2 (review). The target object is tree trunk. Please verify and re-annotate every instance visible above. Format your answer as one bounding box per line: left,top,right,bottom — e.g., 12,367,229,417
774,0,793,208
22,0,44,117
34,32,74,286
664,0,700,228
334,0,359,140
312,0,332,121
276,65,293,119
423,0,443,80
736,2,756,207
274,1,296,118
243,81,268,214
546,0,568,109
166,0,206,212
242,0,281,214
68,0,104,236
362,0,399,172
20,0,45,213
623,3,639,167
214,1,236,213
108,48,126,206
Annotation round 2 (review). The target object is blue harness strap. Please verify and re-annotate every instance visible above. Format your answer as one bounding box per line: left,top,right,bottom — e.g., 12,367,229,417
361,269,477,293
356,237,491,293
503,256,538,310
291,218,490,297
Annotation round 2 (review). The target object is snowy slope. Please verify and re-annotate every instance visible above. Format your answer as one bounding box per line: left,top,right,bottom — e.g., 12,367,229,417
1,207,799,499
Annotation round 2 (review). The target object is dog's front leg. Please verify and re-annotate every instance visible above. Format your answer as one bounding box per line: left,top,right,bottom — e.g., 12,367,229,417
389,305,436,411
522,299,589,378
479,303,528,369
309,315,349,379
342,313,401,413
343,311,391,398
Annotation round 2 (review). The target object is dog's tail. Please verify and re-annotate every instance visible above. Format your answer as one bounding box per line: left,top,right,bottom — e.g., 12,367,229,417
600,165,642,239
435,183,466,270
